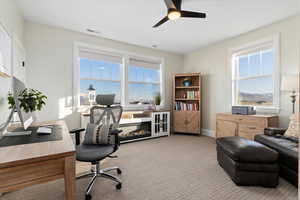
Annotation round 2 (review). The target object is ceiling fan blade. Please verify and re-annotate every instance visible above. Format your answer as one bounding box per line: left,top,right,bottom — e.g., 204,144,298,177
181,10,206,18
153,16,169,28
173,0,182,10
164,0,176,9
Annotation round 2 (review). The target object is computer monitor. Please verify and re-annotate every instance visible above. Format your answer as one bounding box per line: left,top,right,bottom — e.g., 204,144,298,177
0,77,35,136
12,77,35,130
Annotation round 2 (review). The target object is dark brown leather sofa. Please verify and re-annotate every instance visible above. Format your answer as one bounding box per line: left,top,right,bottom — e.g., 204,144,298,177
255,128,298,187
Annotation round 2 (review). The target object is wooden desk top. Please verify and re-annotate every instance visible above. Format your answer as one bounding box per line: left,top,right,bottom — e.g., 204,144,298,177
0,120,75,168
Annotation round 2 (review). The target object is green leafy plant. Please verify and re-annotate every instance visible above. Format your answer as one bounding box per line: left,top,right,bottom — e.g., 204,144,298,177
154,93,161,106
8,88,47,113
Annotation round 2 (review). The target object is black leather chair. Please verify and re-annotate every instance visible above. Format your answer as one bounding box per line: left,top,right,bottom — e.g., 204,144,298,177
70,95,123,200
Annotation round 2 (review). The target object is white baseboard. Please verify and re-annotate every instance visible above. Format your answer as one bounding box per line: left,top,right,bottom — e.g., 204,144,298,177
201,128,215,138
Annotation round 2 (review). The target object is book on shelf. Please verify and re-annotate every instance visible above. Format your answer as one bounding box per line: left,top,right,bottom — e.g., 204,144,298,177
174,102,199,111
186,90,200,99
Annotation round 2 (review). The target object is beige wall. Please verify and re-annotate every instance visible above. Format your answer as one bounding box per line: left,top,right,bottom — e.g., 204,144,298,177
184,15,300,134
0,0,24,42
0,0,24,127
24,21,184,129
23,14,300,132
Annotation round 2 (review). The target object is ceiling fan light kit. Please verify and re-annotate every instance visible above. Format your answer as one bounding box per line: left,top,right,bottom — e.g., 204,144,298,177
153,0,206,28
168,9,181,20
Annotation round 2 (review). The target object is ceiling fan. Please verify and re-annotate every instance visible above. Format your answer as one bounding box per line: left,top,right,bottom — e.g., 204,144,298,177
153,0,206,28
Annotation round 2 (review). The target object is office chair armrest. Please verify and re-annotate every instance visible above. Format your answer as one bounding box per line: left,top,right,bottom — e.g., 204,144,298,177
110,129,122,150
69,128,85,134
69,128,85,145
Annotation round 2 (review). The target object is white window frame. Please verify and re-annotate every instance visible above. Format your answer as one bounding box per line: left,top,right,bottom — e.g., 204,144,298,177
229,34,280,113
73,42,165,111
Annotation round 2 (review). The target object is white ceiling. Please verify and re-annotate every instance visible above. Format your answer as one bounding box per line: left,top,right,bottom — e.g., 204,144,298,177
16,0,300,54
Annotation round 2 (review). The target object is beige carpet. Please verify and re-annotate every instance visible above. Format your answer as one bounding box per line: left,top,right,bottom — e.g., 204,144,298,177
2,135,298,200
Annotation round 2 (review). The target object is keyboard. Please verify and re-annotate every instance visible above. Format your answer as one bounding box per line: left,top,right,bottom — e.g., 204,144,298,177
4,131,32,136
37,126,53,134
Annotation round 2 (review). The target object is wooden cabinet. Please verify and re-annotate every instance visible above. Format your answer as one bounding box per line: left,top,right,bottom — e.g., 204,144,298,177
173,73,201,135
216,113,278,140
186,111,200,133
174,111,200,134
173,111,186,133
216,120,237,138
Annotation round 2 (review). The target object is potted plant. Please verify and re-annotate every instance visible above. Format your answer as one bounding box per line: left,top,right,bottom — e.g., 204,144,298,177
7,88,47,114
154,93,161,110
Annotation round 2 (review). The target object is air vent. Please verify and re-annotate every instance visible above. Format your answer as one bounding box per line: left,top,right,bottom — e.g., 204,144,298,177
86,29,101,34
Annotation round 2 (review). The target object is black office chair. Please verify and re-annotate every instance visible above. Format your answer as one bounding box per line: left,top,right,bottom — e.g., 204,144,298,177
70,95,123,200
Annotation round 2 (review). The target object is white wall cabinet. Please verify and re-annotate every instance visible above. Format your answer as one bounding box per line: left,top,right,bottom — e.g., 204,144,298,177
81,111,170,143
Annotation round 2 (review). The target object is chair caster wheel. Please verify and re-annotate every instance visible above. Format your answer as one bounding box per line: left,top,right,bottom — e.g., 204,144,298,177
117,168,122,174
116,183,122,190
85,194,92,200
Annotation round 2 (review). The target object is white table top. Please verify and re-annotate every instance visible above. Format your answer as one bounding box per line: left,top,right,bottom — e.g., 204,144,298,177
120,117,152,124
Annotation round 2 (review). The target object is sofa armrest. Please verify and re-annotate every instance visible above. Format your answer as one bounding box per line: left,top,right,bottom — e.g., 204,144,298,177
264,127,287,136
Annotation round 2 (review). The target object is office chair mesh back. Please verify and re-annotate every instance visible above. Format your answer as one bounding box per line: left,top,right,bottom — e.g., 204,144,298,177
90,105,122,144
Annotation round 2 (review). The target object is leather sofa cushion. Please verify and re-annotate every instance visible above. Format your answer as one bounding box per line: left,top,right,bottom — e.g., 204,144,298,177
216,136,278,163
255,134,298,171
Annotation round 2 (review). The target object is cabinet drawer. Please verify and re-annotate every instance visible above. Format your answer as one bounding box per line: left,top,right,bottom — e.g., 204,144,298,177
216,114,240,122
217,114,267,127
239,124,264,140
239,124,264,133
238,117,266,128
239,131,255,140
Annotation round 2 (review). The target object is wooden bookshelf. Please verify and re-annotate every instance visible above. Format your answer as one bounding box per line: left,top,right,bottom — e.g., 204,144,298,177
175,86,200,89
175,98,200,101
173,73,201,135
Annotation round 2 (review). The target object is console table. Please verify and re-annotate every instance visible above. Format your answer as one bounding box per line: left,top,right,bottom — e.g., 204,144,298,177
81,110,170,143
216,113,279,140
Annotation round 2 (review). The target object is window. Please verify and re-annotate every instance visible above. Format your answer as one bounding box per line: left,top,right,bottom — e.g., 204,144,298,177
79,50,122,105
75,44,164,109
231,35,280,110
128,59,161,105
